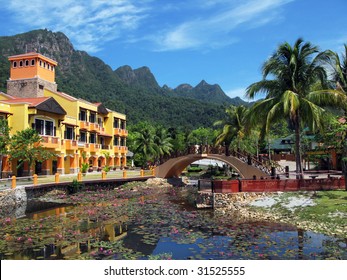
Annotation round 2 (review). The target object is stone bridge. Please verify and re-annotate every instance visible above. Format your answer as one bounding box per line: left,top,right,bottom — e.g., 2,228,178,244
155,153,269,179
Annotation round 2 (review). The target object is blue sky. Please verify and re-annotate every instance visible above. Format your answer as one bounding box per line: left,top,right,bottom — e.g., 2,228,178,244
0,0,346,100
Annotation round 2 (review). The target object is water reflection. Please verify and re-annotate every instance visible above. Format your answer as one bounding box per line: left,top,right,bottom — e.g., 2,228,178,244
0,189,346,260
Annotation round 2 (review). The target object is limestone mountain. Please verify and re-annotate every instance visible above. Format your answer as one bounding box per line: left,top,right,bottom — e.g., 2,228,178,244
0,29,247,128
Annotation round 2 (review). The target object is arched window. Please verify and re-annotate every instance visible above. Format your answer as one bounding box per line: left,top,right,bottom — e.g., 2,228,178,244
31,59,35,66
25,60,29,66
43,62,46,68
39,60,42,67
19,60,23,67
13,61,17,68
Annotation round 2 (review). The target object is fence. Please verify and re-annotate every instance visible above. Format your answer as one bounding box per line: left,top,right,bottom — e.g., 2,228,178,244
211,177,345,193
1,168,156,190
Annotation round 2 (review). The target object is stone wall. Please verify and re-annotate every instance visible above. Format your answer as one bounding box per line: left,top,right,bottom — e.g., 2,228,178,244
0,186,27,218
7,77,57,98
195,190,265,211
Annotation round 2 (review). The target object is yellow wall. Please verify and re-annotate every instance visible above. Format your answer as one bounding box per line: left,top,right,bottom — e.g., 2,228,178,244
7,103,29,133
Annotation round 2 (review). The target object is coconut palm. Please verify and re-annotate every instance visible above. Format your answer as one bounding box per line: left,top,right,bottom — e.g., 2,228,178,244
133,126,157,167
326,44,347,93
214,105,248,155
324,44,347,190
153,127,173,164
245,38,347,178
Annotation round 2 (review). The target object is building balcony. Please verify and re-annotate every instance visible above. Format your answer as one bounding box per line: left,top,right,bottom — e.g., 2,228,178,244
88,143,100,152
41,136,60,149
62,139,78,150
79,121,89,130
113,146,128,154
113,128,128,137
89,122,100,132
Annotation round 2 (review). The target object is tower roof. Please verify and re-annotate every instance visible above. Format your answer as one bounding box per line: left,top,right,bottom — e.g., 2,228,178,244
8,52,57,66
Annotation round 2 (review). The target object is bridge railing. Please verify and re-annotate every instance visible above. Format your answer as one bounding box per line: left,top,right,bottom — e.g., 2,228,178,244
182,145,285,176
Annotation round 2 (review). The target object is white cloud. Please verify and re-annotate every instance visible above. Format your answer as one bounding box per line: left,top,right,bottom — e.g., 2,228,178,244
2,0,150,52
1,0,293,53
152,0,293,51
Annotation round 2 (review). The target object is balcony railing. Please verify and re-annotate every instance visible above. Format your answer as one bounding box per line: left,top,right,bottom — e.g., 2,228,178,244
41,136,60,149
113,146,128,153
114,128,128,137
62,139,78,150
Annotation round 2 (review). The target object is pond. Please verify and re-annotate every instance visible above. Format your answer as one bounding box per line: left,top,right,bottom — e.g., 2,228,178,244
0,184,346,260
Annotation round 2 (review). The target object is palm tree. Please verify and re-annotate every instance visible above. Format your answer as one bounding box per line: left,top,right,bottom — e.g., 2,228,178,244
325,44,347,189
214,105,248,155
133,126,157,167
245,38,346,178
153,127,173,164
326,44,347,93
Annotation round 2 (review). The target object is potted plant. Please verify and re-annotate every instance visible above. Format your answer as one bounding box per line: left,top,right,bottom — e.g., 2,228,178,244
81,163,89,175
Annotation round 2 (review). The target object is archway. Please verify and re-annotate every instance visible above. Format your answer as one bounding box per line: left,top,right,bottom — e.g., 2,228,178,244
155,154,268,179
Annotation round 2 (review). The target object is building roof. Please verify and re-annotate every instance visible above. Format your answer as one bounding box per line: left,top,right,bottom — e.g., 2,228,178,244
2,96,66,115
8,52,58,65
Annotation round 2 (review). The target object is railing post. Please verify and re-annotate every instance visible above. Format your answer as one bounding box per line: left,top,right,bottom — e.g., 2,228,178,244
151,168,155,176
33,174,38,185
77,172,82,182
102,171,106,180
55,173,60,183
123,170,127,178
11,176,16,189
140,169,144,177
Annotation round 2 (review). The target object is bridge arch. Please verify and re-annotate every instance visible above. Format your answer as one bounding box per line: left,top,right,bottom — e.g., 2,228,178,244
155,154,268,179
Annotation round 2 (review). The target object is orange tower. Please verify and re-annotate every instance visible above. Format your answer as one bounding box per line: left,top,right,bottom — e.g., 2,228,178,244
7,52,58,97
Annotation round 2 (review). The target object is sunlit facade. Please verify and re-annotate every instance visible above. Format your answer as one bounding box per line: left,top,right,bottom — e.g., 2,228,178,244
0,52,127,177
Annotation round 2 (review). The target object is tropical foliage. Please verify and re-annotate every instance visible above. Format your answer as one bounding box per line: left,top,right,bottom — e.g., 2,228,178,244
8,128,55,175
245,38,347,178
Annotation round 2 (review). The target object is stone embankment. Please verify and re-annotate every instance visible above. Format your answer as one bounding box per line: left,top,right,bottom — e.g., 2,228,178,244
0,187,27,218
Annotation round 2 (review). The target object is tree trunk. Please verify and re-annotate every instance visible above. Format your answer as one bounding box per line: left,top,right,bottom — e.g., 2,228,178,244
342,135,347,191
294,121,303,179
0,155,3,179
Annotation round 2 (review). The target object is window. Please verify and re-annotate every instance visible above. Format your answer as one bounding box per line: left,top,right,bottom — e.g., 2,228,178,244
34,119,54,136
89,133,96,144
120,138,126,146
89,112,96,123
43,62,46,68
114,137,119,146
31,59,35,66
120,121,126,129
113,118,119,128
13,61,17,68
34,119,44,135
98,117,103,127
79,131,86,142
79,110,87,121
65,126,74,140
45,120,54,136
19,60,23,67
39,60,42,67
25,60,29,66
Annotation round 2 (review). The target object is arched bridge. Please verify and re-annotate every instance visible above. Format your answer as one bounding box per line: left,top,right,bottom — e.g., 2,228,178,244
155,153,269,179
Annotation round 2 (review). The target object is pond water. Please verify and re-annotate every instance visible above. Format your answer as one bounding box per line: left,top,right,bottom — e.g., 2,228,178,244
0,185,346,260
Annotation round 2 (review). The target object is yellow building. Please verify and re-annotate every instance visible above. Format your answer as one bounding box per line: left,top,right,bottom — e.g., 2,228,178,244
0,52,128,177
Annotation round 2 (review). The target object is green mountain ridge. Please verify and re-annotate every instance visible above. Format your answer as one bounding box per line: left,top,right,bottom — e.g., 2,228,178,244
0,29,249,129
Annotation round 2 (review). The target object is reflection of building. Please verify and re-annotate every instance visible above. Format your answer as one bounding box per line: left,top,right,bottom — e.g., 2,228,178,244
0,52,127,177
